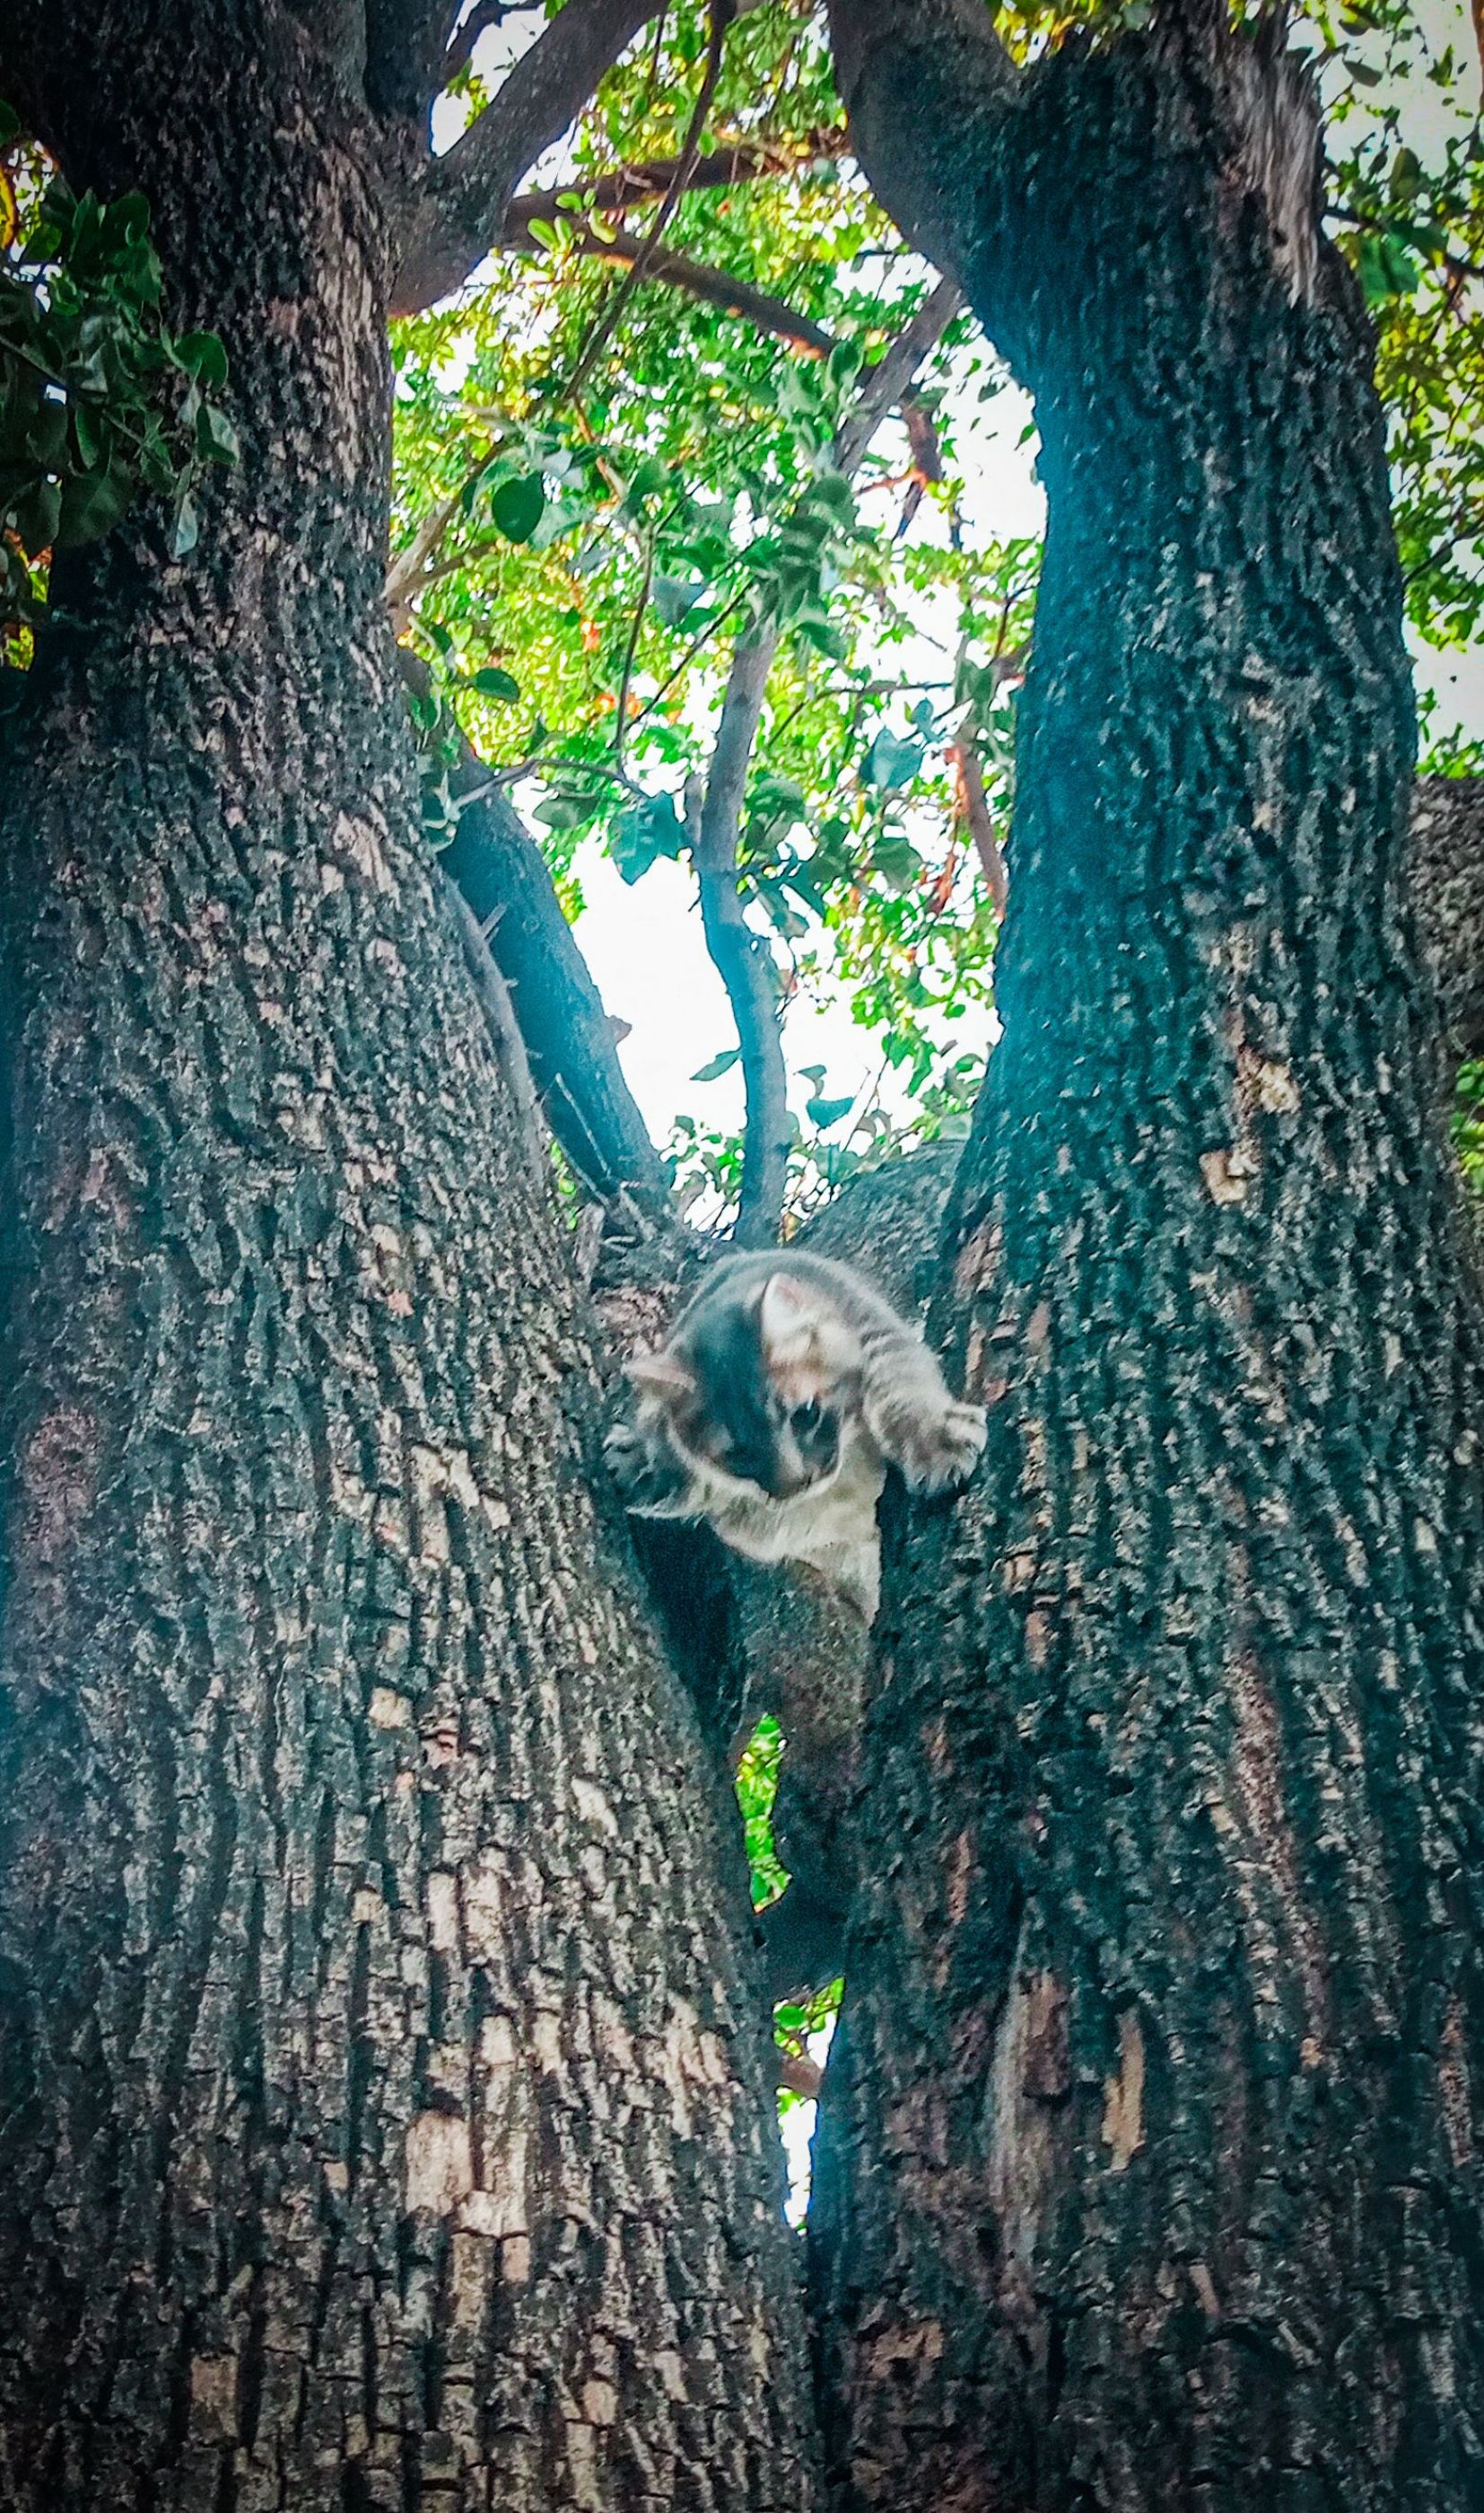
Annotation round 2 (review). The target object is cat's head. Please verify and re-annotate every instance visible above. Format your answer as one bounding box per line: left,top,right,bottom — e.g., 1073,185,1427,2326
629,1272,860,1502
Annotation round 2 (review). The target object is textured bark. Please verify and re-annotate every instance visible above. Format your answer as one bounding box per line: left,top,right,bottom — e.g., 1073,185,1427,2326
0,13,816,2509
1410,776,1484,1060
813,17,1484,2512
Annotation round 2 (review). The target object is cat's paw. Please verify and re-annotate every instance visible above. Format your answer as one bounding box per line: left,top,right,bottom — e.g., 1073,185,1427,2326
874,1396,988,1496
604,1420,691,1515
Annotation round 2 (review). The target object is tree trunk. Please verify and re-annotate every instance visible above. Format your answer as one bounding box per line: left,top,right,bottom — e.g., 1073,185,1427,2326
813,16,1484,2510
0,13,815,2509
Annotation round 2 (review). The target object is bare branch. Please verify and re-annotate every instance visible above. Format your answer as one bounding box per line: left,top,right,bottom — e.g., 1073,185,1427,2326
442,0,517,87
443,875,551,1188
391,0,668,318
687,285,966,1247
832,272,961,471
563,0,736,407
947,736,1008,917
539,220,839,354
505,125,847,232
694,628,790,1249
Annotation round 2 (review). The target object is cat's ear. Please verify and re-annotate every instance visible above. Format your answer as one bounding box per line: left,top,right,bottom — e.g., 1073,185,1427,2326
626,1350,696,1410
758,1274,825,1373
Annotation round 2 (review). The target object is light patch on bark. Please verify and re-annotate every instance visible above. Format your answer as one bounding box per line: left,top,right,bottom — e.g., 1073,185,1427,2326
1223,39,1322,305
426,1869,460,1953
661,1999,731,2141
1224,1649,1330,2047
988,1941,1069,2328
367,1686,411,1728
1440,1992,1472,2167
189,2354,240,2442
1101,2010,1145,2171
406,2110,475,2216
333,808,398,898
1200,1147,1254,1205
573,1776,619,1838
1239,1049,1300,1116
19,1405,99,1567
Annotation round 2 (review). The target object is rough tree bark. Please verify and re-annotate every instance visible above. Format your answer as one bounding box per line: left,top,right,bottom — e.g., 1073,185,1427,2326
813,6,1484,2509
0,10,816,2508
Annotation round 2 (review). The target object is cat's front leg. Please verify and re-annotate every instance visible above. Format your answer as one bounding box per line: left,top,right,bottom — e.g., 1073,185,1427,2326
604,1411,700,1518
862,1354,987,1496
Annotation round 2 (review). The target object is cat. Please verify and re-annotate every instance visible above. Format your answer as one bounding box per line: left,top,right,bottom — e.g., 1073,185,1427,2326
604,1248,987,1621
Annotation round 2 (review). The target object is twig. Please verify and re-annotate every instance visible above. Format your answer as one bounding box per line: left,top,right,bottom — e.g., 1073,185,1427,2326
505,125,846,232
614,531,654,766
947,736,1008,917
562,0,737,407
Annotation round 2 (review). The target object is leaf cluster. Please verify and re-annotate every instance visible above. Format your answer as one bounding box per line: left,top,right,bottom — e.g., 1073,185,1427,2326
0,105,235,651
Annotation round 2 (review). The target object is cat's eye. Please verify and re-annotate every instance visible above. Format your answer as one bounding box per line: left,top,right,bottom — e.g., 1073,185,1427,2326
790,1399,822,1435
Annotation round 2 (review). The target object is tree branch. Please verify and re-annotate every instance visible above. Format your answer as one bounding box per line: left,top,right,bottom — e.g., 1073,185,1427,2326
831,272,961,471
391,0,668,318
947,735,1008,917
688,279,965,1248
694,627,790,1249
527,219,840,354
505,126,847,232
562,0,736,407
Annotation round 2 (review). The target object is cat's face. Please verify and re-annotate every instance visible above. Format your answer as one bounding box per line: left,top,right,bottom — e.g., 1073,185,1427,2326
630,1274,860,1502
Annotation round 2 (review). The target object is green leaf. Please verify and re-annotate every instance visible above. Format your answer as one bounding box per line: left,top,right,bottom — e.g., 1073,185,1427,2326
865,726,924,789
196,402,240,464
652,574,705,626
806,1093,854,1130
12,474,60,556
625,455,671,505
173,328,229,387
691,1048,741,1082
468,664,519,701
26,399,68,470
612,791,686,882
490,471,546,542
1357,230,1420,303
73,399,110,471
170,483,199,558
57,460,134,547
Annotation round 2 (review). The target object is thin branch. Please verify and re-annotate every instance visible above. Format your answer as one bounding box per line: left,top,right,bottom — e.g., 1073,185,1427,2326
947,737,1008,917
563,0,737,406
614,531,655,766
505,125,847,231
444,874,551,1186
691,283,965,1247
543,220,839,354
391,0,668,317
832,273,961,471
694,627,790,1249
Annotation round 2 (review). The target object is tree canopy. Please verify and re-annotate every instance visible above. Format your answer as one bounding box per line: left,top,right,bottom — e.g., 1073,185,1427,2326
7,0,1482,1231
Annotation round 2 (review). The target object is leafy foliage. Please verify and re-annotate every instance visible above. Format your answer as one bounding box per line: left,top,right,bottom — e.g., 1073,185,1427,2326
386,0,1483,1233
0,104,234,657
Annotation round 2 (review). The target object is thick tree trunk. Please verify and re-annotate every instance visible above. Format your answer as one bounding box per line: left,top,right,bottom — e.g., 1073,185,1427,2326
814,16,1484,2511
0,13,815,2509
